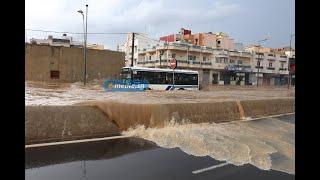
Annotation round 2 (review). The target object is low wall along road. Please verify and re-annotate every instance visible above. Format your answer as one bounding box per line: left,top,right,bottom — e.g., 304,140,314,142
25,98,295,144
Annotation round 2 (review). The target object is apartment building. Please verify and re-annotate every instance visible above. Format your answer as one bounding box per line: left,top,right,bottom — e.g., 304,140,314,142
120,30,291,86
251,52,289,86
119,33,160,67
136,41,252,85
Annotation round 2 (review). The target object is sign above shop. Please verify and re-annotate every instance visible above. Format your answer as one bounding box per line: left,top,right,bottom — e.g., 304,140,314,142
225,65,252,73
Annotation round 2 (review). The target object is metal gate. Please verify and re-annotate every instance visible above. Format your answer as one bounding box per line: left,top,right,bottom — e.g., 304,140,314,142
202,71,209,84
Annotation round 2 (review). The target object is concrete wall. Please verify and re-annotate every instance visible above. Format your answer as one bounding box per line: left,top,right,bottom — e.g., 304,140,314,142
25,44,125,82
25,98,294,144
25,105,120,144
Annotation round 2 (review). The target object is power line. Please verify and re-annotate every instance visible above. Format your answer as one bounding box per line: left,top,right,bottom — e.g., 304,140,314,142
135,33,161,42
25,29,129,35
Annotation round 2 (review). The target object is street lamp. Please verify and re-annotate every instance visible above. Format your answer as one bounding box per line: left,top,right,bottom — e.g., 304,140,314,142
77,5,88,85
288,34,295,89
256,38,268,87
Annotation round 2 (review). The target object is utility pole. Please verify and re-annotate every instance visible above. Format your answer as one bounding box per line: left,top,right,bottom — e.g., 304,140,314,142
288,34,295,89
256,39,268,87
131,32,135,67
131,32,135,81
84,4,88,85
77,5,88,85
167,34,169,68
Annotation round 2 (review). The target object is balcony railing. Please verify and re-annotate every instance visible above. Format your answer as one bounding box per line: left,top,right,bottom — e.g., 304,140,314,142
279,68,287,71
187,61,201,64
145,60,156,63
177,60,187,64
267,67,275,70
202,62,212,65
255,66,263,69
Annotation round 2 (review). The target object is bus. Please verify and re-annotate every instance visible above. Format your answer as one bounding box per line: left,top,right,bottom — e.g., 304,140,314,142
121,67,199,90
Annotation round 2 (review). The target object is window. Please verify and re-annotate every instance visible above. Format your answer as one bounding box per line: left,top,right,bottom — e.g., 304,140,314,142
203,57,206,61
172,53,176,59
50,70,60,79
175,73,198,85
188,55,196,60
195,39,198,45
257,61,260,66
269,62,273,67
217,40,221,44
238,60,243,65
149,56,151,60
281,63,284,68
216,57,222,63
224,58,229,64
52,39,70,43
230,59,235,63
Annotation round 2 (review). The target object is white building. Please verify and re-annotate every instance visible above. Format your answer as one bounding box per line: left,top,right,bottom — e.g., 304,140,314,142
119,33,160,67
250,52,289,86
29,34,104,49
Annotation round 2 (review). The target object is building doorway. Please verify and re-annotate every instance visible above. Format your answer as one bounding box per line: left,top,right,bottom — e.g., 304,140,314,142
202,71,209,84
212,74,219,84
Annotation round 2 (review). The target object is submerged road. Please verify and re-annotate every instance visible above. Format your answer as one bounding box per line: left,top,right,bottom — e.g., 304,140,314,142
25,114,295,180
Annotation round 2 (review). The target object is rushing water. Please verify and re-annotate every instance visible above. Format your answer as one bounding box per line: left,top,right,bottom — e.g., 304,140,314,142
25,81,294,105
25,81,295,175
123,117,295,175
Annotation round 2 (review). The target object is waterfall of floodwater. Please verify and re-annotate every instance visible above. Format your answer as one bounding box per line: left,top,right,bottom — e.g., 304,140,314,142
25,81,295,174
123,118,295,175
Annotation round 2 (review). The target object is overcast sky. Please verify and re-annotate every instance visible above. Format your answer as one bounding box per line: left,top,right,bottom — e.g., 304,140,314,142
25,0,295,50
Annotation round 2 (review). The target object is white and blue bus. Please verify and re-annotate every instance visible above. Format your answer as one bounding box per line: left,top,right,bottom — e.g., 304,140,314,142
121,67,199,90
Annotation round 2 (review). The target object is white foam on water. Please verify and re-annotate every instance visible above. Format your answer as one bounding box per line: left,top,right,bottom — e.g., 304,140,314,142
123,118,295,174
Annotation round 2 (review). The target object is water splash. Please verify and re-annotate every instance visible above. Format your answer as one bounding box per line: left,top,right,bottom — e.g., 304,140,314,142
123,118,295,174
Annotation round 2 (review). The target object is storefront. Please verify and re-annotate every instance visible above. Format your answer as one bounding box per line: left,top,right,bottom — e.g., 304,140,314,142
224,65,252,85
262,73,274,86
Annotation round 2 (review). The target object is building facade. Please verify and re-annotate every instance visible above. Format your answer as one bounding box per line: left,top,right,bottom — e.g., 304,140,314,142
250,52,289,86
119,29,291,86
136,42,252,85
29,34,105,49
119,33,160,67
25,43,125,82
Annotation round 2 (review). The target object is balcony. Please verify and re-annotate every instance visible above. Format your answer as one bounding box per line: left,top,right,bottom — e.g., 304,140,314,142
255,66,263,69
279,56,288,62
266,54,276,61
241,52,252,58
146,48,156,52
279,69,289,75
187,60,201,68
267,67,275,70
138,49,146,54
279,68,287,71
201,62,212,66
188,45,202,52
201,46,213,53
137,61,145,65
177,60,187,64
229,51,252,58
229,51,240,56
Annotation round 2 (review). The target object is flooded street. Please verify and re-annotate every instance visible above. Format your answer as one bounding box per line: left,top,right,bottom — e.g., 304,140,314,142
25,81,295,105
25,115,294,180
25,81,295,178
123,114,295,175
